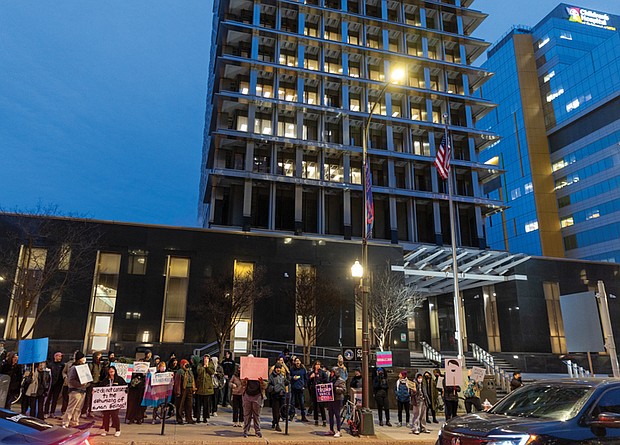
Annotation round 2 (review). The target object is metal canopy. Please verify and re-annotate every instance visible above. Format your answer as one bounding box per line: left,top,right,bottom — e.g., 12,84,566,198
391,245,529,296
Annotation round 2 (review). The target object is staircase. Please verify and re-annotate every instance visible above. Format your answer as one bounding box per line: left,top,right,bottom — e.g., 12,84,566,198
410,351,440,370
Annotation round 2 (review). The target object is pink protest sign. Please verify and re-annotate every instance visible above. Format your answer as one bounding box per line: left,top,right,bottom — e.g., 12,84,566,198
316,383,334,402
240,357,269,380
376,351,392,367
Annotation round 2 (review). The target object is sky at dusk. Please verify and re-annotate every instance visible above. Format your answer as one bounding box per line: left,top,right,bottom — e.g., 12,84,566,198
1,1,618,227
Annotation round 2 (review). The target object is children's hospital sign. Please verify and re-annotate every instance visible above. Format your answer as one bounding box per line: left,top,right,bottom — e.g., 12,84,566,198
566,6,616,31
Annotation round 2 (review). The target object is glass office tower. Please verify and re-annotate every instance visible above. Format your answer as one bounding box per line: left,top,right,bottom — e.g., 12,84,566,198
478,4,620,261
198,0,502,250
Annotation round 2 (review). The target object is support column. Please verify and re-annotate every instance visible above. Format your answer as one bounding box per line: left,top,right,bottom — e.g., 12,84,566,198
389,195,398,244
483,285,501,352
295,185,303,235
429,297,440,351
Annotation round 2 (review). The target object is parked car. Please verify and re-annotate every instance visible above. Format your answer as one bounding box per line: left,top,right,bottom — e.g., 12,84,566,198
437,379,620,444
0,408,90,444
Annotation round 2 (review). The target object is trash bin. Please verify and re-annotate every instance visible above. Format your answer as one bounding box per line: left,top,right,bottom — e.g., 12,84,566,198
480,375,497,405
0,374,9,408
358,408,375,435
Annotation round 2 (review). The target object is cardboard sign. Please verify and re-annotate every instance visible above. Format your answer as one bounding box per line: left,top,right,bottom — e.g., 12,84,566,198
111,363,133,383
132,361,150,374
75,364,93,384
445,358,462,387
240,357,268,380
470,366,486,383
18,338,48,364
91,386,127,411
152,372,174,386
376,351,393,367
316,383,334,402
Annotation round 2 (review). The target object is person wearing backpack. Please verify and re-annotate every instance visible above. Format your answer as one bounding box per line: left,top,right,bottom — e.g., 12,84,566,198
394,371,412,427
241,374,267,438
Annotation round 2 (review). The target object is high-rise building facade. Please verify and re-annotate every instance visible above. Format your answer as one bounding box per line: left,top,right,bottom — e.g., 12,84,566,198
199,0,502,250
478,4,620,261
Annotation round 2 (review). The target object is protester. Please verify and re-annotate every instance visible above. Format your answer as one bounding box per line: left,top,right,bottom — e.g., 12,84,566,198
326,366,346,438
308,360,327,427
442,376,461,420
210,356,224,416
350,369,362,389
336,355,348,382
45,352,65,419
411,373,431,434
195,354,215,424
229,365,244,427
394,371,411,427
126,371,146,424
62,351,88,428
61,351,77,416
221,351,235,408
241,375,267,437
174,359,196,425
267,362,289,432
290,356,308,421
82,351,103,418
142,361,174,424
464,371,483,413
422,371,439,423
1,352,22,410
25,361,51,420
510,372,523,392
143,350,154,367
373,367,392,426
98,365,126,437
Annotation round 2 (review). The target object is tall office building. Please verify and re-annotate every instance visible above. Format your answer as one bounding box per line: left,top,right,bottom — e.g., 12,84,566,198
478,4,620,261
199,0,502,249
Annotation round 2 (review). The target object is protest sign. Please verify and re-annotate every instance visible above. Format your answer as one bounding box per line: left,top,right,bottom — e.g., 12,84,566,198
18,338,48,364
112,363,133,383
240,357,268,380
75,364,93,384
471,366,486,383
152,372,174,386
91,386,127,411
376,351,393,367
316,383,334,402
445,358,462,387
132,361,150,374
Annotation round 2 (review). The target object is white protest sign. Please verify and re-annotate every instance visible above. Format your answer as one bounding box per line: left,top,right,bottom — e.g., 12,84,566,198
91,386,127,411
444,358,462,387
75,364,93,384
152,372,174,386
149,367,157,375
111,363,133,383
471,366,486,383
133,361,150,374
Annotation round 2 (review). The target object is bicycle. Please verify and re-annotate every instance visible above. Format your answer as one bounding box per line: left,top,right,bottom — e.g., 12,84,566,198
340,398,361,436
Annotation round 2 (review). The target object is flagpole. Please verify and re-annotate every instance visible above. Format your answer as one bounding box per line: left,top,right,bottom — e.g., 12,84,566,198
443,113,464,366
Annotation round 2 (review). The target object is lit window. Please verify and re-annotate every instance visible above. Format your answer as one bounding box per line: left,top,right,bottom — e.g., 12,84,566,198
560,31,572,40
543,71,555,83
524,182,533,194
510,188,522,200
566,98,580,112
560,217,574,228
538,37,550,48
546,88,565,102
586,209,600,220
525,221,539,233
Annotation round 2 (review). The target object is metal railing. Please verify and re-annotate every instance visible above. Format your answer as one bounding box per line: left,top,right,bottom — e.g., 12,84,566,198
564,360,591,378
470,343,511,393
252,339,341,363
193,340,230,358
421,342,442,364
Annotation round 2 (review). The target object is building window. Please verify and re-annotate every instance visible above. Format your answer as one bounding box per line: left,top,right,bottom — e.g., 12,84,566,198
161,256,190,343
58,244,71,271
538,36,550,48
560,31,572,40
524,182,533,194
254,117,272,135
236,115,248,132
560,217,574,228
127,250,148,275
510,187,521,200
231,260,254,354
525,220,539,233
546,88,565,102
277,121,297,138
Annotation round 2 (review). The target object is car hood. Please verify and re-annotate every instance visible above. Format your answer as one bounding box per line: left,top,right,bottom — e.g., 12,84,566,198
444,412,565,436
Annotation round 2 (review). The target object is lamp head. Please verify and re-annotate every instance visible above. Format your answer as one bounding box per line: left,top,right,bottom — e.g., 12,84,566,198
351,260,363,278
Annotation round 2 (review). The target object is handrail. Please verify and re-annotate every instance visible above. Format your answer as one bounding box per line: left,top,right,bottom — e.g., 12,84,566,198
252,339,341,363
470,343,511,393
563,360,591,378
421,342,442,364
193,340,229,357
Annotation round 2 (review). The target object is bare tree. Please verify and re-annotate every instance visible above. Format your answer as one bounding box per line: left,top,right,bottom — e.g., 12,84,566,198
199,268,269,359
0,207,100,342
369,268,426,351
293,266,340,365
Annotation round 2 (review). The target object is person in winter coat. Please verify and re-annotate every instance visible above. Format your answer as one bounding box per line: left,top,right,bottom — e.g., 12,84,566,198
98,366,126,437
26,361,51,419
267,362,289,432
350,368,362,389
194,354,215,423
336,355,348,382
221,351,235,407
307,360,327,426
290,357,308,421
44,352,65,418
510,372,523,392
210,356,224,416
241,374,267,437
422,371,439,423
142,361,174,424
62,351,88,428
373,367,392,426
82,351,104,418
326,366,346,438
464,371,483,413
125,371,146,424
174,359,196,425
394,371,411,427
1,352,22,410
228,364,244,427
442,376,461,420
411,373,431,434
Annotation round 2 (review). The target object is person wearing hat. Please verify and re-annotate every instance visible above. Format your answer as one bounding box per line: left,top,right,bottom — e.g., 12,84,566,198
394,370,412,427
373,367,392,427
62,351,88,428
195,354,215,423
174,358,196,425
411,373,431,434
326,366,346,438
267,361,289,432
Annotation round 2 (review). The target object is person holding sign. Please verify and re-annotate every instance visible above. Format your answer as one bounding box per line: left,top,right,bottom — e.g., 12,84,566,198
98,366,126,437
308,360,327,427
62,351,89,428
326,367,346,438
464,369,483,414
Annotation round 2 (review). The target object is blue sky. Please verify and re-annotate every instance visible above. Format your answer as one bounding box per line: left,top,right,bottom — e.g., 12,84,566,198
1,1,618,227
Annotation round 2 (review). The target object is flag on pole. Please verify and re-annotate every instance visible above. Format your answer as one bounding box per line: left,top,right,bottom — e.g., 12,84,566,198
364,161,374,238
434,135,451,180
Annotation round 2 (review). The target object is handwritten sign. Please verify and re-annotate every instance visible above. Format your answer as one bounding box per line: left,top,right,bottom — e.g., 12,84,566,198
132,361,150,374
470,366,486,383
240,357,268,380
18,338,48,364
152,372,174,386
376,351,392,367
316,383,334,402
91,386,127,411
111,363,133,383
445,358,462,387
75,364,93,385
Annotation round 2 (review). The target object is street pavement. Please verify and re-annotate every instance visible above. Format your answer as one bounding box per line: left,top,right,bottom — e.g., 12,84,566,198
47,406,440,444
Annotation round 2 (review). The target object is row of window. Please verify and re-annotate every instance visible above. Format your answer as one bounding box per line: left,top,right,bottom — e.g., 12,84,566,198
554,156,615,191
560,197,620,228
564,221,620,251
558,175,620,209
551,131,620,172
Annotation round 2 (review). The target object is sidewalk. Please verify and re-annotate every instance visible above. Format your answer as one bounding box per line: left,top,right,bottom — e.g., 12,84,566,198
50,407,440,445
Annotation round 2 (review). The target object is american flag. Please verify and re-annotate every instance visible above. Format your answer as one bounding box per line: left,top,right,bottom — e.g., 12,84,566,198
434,135,451,180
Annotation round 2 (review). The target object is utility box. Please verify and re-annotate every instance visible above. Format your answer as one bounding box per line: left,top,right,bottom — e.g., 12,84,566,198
480,375,497,405
358,408,375,435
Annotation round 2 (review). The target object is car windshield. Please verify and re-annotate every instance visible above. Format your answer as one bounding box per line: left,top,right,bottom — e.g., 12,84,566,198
489,384,593,421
